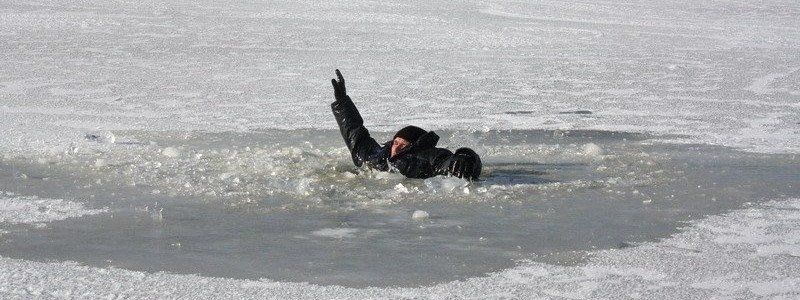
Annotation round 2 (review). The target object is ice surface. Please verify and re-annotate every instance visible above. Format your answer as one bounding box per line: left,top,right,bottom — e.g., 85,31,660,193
0,0,799,158
0,193,106,225
0,129,796,288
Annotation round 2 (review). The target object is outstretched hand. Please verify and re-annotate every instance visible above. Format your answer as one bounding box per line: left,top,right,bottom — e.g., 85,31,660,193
331,69,347,101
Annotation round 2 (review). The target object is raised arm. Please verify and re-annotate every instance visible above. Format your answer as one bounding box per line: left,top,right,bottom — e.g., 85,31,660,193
330,69,381,167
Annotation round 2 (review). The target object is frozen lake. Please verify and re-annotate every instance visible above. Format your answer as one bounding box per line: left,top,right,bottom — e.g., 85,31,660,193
1,0,799,297
1,129,797,287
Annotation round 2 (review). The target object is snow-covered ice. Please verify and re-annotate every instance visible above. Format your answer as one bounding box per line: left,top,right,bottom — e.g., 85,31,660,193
0,193,106,225
1,0,799,157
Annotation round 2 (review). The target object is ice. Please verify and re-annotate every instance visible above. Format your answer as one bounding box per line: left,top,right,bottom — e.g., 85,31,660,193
0,193,106,225
92,158,107,168
581,143,603,158
411,210,429,221
0,198,796,298
311,228,359,239
393,183,410,194
423,176,468,193
161,147,181,158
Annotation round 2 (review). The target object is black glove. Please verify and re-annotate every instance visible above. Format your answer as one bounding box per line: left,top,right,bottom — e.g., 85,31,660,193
331,69,347,102
446,148,482,180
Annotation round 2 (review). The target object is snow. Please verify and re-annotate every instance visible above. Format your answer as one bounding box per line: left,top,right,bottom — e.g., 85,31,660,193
0,193,107,225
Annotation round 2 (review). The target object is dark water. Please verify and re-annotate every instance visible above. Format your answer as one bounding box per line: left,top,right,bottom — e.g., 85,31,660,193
0,129,797,287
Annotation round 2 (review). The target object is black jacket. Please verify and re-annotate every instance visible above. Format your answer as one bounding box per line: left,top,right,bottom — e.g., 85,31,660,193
331,96,454,179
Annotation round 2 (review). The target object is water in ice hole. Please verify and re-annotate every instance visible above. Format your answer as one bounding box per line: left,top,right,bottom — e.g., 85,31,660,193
0,129,797,287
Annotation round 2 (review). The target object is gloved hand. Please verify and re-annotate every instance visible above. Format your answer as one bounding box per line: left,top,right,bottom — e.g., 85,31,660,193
330,69,347,102
446,148,482,180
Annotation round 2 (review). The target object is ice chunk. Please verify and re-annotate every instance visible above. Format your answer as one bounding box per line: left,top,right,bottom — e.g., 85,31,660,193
411,210,430,221
311,228,358,239
582,143,604,157
394,183,410,194
162,147,181,158
93,159,107,168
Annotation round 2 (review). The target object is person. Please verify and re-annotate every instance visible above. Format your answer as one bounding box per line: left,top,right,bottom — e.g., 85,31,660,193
330,69,482,180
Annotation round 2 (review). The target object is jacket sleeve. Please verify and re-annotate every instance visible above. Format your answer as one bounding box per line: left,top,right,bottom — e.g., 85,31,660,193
331,96,381,167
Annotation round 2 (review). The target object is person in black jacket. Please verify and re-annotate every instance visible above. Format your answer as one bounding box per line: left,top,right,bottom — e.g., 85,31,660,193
330,69,482,180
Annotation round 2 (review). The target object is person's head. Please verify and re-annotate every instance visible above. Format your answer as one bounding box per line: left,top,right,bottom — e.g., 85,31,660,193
391,125,427,158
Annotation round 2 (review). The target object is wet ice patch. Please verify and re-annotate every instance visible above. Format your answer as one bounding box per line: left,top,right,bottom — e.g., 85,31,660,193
0,193,106,225
3,129,797,287
43,130,604,208
1,199,799,298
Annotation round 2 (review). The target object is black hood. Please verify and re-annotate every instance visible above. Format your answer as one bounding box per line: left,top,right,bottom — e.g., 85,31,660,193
388,131,439,161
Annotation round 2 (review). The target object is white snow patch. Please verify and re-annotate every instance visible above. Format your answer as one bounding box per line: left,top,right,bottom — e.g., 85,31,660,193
0,193,107,225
